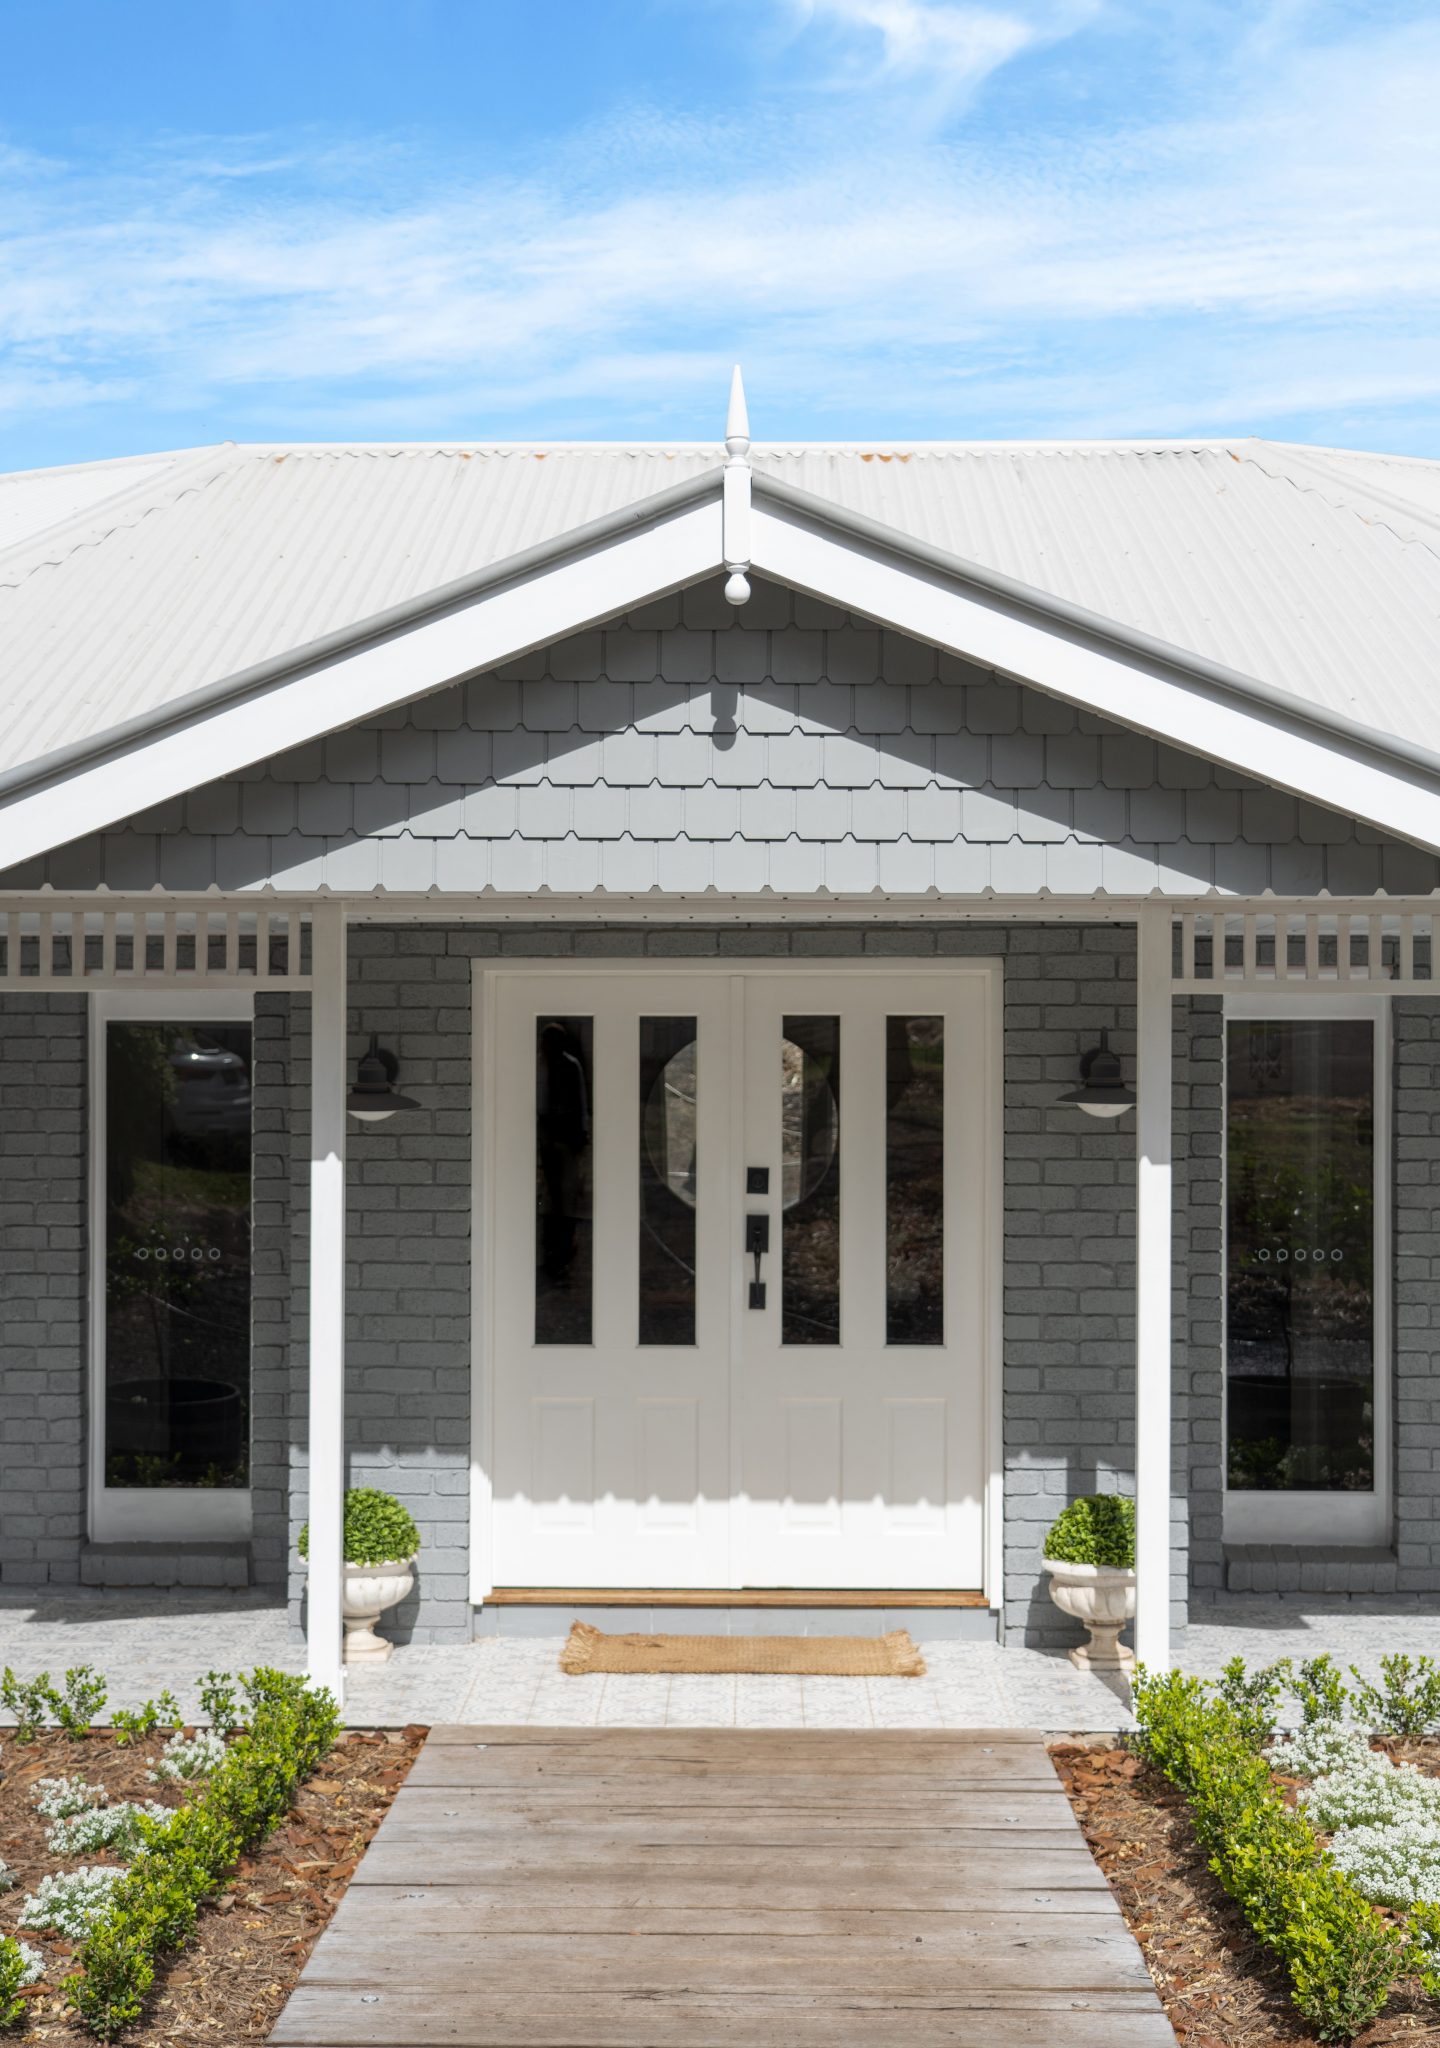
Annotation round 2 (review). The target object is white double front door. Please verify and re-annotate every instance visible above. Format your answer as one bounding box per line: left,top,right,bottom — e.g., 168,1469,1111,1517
480,964,997,1592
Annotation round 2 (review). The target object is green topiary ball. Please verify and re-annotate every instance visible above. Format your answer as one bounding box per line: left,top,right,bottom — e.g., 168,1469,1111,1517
297,1487,420,1567
1043,1493,1135,1569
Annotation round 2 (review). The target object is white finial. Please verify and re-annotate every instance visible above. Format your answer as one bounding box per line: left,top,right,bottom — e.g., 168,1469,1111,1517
725,364,750,460
722,364,752,605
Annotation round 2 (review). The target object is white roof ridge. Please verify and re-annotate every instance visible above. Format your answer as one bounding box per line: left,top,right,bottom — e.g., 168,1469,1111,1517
0,443,241,584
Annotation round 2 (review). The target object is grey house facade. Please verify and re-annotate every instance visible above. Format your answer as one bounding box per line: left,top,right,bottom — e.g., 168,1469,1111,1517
3,404,1439,1689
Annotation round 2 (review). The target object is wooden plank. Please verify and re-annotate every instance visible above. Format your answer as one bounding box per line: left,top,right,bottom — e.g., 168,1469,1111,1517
421,1724,1043,1747
403,1761,1056,1794
269,1991,1176,2048
354,1835,1097,1875
406,1752,1058,1788
486,1586,989,1607
327,1886,1123,1927
296,1931,1155,1994
372,1794,1079,1834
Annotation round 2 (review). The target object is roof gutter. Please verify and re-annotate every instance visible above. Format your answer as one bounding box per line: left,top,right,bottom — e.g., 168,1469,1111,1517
0,465,724,807
755,471,1440,798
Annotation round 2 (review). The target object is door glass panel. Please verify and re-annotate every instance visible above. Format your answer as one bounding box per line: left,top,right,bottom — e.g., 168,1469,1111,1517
104,1021,251,1489
1226,1017,1375,1492
887,1016,944,1344
639,1017,698,1345
781,1017,841,1346
535,1017,594,1345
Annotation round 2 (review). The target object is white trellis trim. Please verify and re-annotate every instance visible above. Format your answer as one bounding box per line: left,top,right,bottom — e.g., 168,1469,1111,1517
1173,907,1436,991
0,902,312,987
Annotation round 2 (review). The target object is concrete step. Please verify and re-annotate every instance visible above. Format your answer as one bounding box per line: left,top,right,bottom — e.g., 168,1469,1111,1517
1224,1543,1397,1596
80,1542,250,1590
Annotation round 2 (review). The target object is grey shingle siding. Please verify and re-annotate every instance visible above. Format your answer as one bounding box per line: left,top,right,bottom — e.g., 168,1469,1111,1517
0,996,86,1583
12,578,1437,896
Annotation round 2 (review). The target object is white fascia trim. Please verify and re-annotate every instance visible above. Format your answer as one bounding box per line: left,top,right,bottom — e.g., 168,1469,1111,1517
0,497,723,874
749,500,1440,855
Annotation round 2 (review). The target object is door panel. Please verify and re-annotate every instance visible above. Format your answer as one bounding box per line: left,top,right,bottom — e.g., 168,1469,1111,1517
486,966,992,1592
737,974,987,1588
491,976,733,1586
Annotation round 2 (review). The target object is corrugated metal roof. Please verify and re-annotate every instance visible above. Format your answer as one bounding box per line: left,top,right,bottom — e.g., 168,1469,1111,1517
1,435,1437,782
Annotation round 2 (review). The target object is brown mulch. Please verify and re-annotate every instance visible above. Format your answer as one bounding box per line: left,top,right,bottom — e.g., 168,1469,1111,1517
1,1723,425,2043
1051,1740,1440,2046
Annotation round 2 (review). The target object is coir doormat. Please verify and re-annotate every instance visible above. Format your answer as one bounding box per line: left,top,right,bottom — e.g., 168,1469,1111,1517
559,1621,925,1677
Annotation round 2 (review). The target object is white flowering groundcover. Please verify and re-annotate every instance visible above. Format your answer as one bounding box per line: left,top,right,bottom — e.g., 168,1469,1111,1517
1270,1720,1440,1934
0,1724,230,2018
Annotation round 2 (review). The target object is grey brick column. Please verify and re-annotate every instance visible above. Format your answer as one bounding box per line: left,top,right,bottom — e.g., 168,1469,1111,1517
1000,926,1138,1648
1178,997,1224,1604
0,995,86,1584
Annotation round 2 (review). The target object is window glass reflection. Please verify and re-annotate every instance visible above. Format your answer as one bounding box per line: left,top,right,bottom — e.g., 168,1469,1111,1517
1226,1017,1375,1492
535,1017,593,1345
781,1018,841,1345
886,1017,944,1344
639,1018,698,1345
104,1022,251,1489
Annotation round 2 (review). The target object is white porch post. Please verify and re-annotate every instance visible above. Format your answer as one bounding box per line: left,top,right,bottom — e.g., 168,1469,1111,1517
307,903,347,1700
1134,903,1173,1671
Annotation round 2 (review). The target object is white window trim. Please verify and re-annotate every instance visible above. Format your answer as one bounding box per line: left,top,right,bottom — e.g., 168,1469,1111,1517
88,990,255,1544
1221,993,1391,1548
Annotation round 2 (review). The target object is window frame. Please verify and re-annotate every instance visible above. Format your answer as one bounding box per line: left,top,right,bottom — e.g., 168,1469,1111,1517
1221,993,1390,1547
88,990,256,1544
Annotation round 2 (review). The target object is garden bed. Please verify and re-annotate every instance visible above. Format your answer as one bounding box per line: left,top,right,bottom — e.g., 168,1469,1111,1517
1,1721,424,2042
1052,1738,1440,2045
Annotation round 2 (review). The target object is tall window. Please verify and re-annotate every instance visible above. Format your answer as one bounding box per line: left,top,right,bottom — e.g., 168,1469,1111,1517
104,1020,252,1491
1225,1015,1376,1497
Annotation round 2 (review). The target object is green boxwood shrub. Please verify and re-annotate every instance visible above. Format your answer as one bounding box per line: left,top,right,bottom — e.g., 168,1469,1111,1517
1043,1493,1135,1569
66,1668,340,2039
297,1486,419,1567
1133,1666,1409,2040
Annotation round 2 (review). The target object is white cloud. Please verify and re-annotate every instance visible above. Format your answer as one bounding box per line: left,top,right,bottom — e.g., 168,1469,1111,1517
797,0,1036,79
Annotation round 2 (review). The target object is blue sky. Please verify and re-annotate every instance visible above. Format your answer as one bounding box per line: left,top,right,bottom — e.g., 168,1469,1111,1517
1,0,1438,467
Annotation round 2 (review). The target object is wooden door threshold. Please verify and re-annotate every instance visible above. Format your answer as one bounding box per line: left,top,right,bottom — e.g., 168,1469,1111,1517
486,1587,989,1609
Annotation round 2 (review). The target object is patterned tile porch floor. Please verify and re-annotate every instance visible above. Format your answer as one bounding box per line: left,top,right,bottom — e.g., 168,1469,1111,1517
3,1588,1439,1730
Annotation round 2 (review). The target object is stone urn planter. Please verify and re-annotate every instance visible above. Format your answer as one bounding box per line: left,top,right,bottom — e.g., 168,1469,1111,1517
1041,1557,1137,1671
299,1486,422,1668
341,1555,417,1665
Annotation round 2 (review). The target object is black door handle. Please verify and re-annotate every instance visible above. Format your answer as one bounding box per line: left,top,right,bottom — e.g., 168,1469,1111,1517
745,1213,770,1308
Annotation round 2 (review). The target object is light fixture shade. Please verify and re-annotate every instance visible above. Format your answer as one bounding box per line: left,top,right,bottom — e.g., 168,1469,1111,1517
346,1033,420,1122
1060,1029,1136,1119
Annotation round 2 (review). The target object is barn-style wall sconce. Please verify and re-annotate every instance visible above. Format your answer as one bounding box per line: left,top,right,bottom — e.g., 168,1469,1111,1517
346,1033,420,1122
1059,1029,1136,1119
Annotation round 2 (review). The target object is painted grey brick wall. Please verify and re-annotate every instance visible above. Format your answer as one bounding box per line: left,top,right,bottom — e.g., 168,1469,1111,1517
12,577,1436,898
1393,1001,1440,1591
1179,999,1225,1601
0,997,86,1584
251,994,297,1589
278,943,474,1646
1000,924,1152,1648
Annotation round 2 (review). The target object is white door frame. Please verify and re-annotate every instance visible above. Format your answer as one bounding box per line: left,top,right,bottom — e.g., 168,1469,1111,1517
87,989,255,1544
470,955,1005,1609
1221,992,1391,1547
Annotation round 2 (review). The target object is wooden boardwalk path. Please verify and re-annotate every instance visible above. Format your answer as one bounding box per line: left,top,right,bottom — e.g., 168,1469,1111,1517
269,1726,1176,2047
